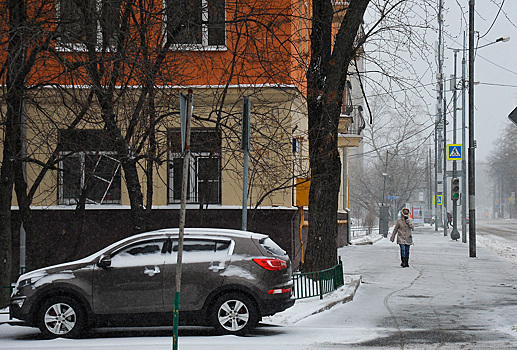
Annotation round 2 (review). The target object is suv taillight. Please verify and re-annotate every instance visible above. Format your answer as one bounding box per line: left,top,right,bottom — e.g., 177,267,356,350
253,258,287,271
268,288,291,294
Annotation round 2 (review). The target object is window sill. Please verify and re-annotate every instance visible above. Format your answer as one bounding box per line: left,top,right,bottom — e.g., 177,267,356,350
168,44,228,52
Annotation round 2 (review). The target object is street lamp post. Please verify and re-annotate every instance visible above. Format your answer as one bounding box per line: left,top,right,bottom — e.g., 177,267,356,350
380,151,389,238
468,0,476,257
450,32,508,245
468,0,509,257
450,49,460,240
461,33,467,243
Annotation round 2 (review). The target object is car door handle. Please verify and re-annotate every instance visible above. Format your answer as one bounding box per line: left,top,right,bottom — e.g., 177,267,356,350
208,264,225,272
144,266,160,276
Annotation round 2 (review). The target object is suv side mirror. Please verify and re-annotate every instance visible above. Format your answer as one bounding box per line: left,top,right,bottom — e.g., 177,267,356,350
97,255,112,269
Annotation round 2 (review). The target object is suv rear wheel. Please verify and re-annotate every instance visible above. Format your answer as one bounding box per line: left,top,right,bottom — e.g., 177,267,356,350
211,292,258,335
36,295,87,338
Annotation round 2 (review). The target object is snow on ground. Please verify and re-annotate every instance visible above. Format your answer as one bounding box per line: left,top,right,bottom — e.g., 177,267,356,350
0,273,363,349
262,274,361,325
1,222,516,349
477,234,517,265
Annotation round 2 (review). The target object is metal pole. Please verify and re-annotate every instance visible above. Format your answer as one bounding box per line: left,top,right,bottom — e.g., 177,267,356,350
242,150,249,230
20,100,27,274
381,151,388,206
343,147,348,210
173,89,193,350
380,151,389,237
241,96,251,231
429,146,432,217
468,0,476,257
461,32,467,243
434,122,438,231
435,0,444,231
443,92,448,237
451,50,460,240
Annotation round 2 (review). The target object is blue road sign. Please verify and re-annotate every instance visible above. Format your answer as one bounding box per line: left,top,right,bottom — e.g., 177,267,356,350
386,195,401,200
447,144,462,161
434,195,443,205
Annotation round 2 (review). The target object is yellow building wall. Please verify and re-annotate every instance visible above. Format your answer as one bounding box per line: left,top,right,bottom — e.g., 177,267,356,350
4,85,308,209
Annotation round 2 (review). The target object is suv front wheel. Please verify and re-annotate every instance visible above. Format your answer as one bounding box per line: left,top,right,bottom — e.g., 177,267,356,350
36,295,87,339
211,292,258,335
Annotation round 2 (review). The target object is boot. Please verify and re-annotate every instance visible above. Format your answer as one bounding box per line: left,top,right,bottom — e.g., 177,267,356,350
404,257,410,267
401,257,406,268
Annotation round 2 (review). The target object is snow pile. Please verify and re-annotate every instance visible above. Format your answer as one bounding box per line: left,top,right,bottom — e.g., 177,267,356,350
350,234,383,246
477,234,517,265
262,274,361,325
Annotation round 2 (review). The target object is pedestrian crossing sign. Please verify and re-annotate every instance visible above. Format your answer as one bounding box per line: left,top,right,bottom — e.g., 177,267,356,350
434,195,443,205
447,144,462,161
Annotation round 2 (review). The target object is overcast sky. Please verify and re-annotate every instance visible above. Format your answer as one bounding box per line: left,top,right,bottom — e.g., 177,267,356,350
361,1,517,165
439,1,517,162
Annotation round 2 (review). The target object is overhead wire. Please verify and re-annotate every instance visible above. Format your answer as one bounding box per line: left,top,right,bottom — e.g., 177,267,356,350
356,1,513,159
349,121,436,159
355,74,471,159
479,0,506,39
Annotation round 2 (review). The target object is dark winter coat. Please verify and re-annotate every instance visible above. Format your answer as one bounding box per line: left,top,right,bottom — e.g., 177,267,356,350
390,216,414,245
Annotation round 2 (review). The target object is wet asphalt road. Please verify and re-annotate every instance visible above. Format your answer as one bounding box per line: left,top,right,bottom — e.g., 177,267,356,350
477,218,517,245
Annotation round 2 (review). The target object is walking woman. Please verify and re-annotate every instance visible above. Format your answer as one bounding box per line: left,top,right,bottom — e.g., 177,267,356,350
390,208,414,267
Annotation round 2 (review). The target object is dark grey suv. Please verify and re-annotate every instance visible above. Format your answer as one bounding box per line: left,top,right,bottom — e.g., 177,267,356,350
10,228,295,338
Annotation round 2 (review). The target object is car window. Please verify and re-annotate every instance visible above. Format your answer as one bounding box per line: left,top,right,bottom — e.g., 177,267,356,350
173,240,216,252
169,239,232,263
259,237,286,256
111,239,166,267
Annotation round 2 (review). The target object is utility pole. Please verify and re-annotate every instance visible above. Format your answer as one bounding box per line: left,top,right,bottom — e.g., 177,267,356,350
461,32,467,243
443,90,448,237
428,145,433,214
381,151,389,206
241,96,251,231
380,151,389,238
451,49,461,240
435,0,445,231
468,0,476,257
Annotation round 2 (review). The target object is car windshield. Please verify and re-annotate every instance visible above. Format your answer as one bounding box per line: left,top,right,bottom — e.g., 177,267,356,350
259,237,286,256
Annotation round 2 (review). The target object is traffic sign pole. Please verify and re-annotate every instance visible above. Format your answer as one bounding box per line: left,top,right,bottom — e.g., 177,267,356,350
451,51,461,241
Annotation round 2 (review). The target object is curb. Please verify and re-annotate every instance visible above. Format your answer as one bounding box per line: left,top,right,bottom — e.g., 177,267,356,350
305,275,362,317
261,274,362,326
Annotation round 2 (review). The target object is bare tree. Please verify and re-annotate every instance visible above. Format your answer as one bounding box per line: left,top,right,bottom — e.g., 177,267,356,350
303,0,436,271
0,0,60,305
488,123,517,218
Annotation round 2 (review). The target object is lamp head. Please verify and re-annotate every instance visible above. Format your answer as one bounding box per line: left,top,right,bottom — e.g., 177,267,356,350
496,36,510,43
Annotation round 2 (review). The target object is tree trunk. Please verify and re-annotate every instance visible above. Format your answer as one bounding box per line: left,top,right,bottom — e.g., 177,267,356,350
0,140,15,307
303,0,370,271
123,158,147,232
145,91,157,228
304,96,342,271
0,0,28,305
103,113,147,233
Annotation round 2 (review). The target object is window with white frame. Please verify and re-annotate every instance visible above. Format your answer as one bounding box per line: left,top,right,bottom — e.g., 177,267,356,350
168,129,221,204
55,0,121,49
165,0,226,48
58,130,122,205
